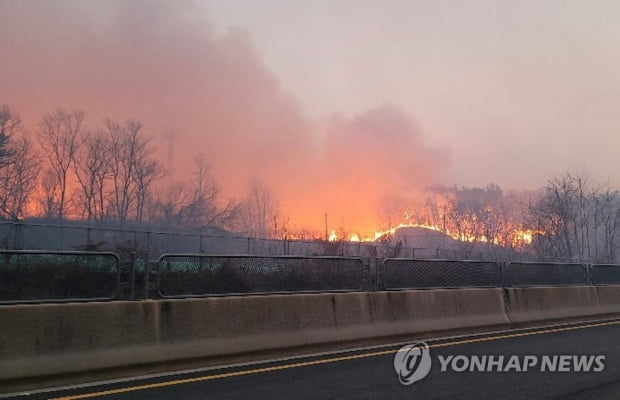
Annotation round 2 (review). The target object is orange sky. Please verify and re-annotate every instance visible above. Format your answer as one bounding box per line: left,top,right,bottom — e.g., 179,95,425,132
2,0,619,234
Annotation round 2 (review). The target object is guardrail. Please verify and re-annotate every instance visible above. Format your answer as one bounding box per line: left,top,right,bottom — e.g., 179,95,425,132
156,254,366,298
0,250,121,304
3,250,620,303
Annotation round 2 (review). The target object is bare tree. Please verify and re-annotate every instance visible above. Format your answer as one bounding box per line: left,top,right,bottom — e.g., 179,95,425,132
0,132,39,220
527,172,603,262
38,108,85,218
149,154,237,229
237,177,281,238
105,119,160,223
0,105,19,167
149,183,189,227
133,148,163,223
593,187,620,263
38,168,61,218
106,119,135,223
182,153,237,229
73,130,112,222
0,107,41,220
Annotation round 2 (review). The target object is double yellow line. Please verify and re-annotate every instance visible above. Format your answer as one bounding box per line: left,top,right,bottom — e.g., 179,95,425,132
51,319,620,400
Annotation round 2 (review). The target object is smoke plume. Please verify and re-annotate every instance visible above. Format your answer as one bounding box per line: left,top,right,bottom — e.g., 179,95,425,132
1,0,449,233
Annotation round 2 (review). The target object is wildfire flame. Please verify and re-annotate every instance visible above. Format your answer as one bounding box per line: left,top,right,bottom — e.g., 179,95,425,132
325,223,535,247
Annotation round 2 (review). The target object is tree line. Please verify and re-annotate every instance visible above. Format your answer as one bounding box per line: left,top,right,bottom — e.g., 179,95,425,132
382,177,620,263
0,105,283,238
2,104,620,263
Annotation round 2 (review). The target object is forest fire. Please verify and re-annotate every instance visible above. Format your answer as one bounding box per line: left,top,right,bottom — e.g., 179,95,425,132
326,222,536,247
3,3,620,265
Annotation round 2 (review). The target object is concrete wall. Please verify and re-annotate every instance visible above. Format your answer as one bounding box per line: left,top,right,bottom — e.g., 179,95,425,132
505,286,602,323
2,286,620,385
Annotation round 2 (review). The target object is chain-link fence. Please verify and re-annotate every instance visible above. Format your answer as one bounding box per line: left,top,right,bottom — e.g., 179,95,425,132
380,259,501,289
1,247,617,303
0,220,510,261
0,250,120,304
505,262,587,287
156,254,366,297
590,264,620,285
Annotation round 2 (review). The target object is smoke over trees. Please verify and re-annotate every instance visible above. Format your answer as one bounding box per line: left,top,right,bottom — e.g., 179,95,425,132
235,177,283,238
378,177,620,263
148,153,238,229
527,173,620,263
2,103,620,262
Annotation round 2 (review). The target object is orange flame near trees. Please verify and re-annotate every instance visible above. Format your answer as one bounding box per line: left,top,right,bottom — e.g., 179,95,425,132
328,223,535,246
321,188,537,249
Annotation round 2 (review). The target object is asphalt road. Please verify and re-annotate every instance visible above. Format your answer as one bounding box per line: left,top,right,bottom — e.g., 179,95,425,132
9,319,620,400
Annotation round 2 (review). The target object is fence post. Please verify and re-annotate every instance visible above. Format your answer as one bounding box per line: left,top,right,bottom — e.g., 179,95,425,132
143,232,151,300
12,222,21,250
130,251,136,301
199,233,204,254
375,257,381,290
247,237,251,254
498,261,504,288
500,262,508,287
370,257,378,291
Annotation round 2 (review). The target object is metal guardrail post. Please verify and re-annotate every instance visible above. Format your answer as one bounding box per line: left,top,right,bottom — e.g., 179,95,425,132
143,256,150,300
363,257,370,291
143,232,151,300
12,222,21,250
129,251,136,301
499,262,506,288
376,257,382,290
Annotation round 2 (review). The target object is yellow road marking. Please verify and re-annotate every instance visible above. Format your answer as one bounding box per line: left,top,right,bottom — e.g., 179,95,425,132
51,319,620,399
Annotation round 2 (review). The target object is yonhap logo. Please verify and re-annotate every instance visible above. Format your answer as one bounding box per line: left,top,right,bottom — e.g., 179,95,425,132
393,341,606,386
393,342,432,385
436,354,605,373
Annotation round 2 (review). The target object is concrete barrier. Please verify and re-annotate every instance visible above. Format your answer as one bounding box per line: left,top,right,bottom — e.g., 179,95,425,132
4,285,620,389
0,288,508,383
593,285,620,315
504,286,602,324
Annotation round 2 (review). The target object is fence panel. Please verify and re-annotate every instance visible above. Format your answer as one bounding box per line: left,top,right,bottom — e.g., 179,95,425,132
0,251,121,304
590,264,620,285
156,254,365,297
505,262,587,287
380,259,500,289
